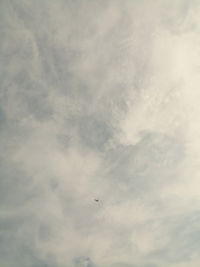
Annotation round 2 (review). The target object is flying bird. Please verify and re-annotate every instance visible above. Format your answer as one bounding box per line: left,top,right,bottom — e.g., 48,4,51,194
94,199,99,202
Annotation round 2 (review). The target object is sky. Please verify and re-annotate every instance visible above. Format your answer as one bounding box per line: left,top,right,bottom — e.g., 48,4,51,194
1,0,200,266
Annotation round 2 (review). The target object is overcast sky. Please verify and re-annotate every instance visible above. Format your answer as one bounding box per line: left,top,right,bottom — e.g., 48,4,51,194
1,0,200,266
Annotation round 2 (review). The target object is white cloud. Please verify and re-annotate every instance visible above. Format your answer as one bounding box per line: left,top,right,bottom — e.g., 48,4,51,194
1,0,200,266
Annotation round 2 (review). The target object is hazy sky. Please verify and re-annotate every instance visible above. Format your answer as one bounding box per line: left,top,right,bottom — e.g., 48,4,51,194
1,1,200,266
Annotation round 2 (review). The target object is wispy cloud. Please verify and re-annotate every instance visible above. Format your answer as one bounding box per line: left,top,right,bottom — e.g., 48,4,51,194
1,0,200,266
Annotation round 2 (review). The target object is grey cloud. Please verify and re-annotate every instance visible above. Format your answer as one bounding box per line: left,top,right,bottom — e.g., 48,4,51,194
78,115,112,150
1,0,200,267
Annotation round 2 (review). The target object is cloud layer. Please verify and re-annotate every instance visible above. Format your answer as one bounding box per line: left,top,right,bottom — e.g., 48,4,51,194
1,0,200,266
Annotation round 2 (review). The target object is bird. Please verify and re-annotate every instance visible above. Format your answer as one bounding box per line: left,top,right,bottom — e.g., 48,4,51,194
94,199,99,202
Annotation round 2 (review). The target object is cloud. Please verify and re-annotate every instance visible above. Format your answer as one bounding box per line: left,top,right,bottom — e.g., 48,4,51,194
1,0,200,266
